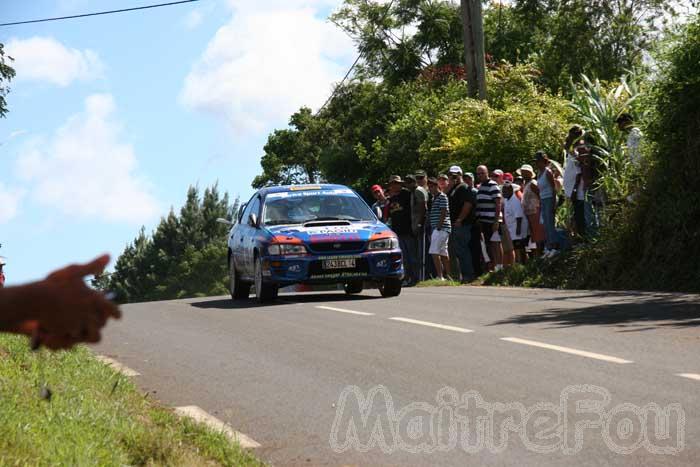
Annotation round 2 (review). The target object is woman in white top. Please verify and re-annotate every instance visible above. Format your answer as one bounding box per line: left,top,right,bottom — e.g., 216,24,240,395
503,182,529,264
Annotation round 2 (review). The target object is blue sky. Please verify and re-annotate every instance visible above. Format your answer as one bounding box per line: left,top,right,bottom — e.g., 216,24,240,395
1,0,355,284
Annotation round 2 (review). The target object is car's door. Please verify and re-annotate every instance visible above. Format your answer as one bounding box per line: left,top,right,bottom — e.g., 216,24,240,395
230,201,247,270
241,195,262,277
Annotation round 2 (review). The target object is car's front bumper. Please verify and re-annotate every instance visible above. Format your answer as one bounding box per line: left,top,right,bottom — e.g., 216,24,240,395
262,249,404,285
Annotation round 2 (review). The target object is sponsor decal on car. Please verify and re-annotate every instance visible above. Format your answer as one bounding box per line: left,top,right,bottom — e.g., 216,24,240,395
309,272,366,279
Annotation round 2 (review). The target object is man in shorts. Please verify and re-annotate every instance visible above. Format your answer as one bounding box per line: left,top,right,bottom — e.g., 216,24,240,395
476,165,504,271
427,177,451,280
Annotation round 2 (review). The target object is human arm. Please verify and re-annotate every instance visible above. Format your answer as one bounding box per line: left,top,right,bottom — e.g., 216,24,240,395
0,255,121,350
438,207,447,230
546,168,556,190
454,200,472,227
415,190,427,230
492,193,503,232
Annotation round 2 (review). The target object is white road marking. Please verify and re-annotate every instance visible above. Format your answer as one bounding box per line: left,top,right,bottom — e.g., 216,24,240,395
677,373,700,382
315,305,374,316
174,406,261,449
389,317,473,333
500,337,633,364
94,355,141,377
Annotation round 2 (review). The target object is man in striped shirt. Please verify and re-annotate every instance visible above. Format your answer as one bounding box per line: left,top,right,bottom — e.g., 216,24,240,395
427,177,451,280
476,165,503,271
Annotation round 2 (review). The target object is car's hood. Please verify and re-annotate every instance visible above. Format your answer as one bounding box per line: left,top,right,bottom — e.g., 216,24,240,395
265,222,393,244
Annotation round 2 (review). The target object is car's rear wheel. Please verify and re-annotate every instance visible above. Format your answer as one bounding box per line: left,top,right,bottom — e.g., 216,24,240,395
254,255,278,303
379,277,402,297
344,280,363,295
229,255,250,300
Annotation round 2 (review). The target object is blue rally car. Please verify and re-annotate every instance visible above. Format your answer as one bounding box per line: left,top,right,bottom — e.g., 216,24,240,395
224,184,404,302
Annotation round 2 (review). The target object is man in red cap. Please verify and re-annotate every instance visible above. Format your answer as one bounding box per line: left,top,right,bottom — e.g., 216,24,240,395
370,184,389,222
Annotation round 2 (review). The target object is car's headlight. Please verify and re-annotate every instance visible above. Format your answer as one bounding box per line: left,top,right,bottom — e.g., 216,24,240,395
268,244,308,255
367,237,399,251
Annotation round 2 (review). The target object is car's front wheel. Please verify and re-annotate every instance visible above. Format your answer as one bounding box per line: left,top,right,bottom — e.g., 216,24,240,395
254,255,278,303
229,255,250,300
379,277,402,297
344,280,363,295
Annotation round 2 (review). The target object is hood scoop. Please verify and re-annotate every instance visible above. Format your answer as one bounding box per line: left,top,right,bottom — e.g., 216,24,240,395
303,220,351,227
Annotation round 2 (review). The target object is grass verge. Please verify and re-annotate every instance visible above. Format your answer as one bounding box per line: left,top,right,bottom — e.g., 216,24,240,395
416,279,463,287
0,334,264,466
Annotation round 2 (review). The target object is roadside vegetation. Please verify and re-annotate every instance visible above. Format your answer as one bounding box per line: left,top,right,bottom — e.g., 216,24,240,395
0,334,263,466
253,1,700,294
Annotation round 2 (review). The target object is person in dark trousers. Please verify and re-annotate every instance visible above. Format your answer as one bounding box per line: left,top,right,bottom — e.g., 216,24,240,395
446,166,476,283
406,174,428,282
415,169,432,280
531,151,560,257
387,175,417,286
463,172,483,277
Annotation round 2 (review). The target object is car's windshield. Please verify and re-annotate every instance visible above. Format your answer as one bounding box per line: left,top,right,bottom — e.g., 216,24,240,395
263,189,376,226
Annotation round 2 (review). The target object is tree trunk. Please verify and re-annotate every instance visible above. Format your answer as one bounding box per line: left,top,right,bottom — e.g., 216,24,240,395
461,0,487,100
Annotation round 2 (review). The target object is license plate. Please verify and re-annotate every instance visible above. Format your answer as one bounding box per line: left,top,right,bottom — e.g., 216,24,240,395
323,258,356,270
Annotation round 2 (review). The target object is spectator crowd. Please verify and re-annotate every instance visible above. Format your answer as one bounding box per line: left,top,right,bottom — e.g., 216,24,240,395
369,117,642,286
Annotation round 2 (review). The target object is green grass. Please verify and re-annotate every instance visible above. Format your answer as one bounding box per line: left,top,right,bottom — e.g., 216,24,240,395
416,278,463,287
0,334,264,466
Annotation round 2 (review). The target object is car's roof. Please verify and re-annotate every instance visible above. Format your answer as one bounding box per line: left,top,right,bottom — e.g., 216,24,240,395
257,184,351,196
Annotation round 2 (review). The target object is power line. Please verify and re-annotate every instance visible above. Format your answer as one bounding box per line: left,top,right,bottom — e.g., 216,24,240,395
317,52,364,114
0,0,201,27
316,0,395,115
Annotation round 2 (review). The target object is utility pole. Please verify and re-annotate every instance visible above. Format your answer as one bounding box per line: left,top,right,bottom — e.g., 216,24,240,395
461,0,487,100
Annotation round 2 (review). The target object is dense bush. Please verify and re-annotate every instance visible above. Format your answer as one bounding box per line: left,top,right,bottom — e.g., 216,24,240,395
595,14,700,292
425,65,573,173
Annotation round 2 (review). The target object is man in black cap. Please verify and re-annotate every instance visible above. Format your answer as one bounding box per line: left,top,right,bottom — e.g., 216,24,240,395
388,175,417,286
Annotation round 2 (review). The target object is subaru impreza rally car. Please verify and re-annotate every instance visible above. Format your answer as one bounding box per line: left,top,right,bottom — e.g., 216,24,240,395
224,184,404,302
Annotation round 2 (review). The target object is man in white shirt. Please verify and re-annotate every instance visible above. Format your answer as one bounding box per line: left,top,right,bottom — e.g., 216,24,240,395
616,113,643,166
502,182,529,264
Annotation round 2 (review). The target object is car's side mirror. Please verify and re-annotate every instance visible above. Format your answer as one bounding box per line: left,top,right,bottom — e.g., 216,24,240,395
248,213,258,227
216,217,234,226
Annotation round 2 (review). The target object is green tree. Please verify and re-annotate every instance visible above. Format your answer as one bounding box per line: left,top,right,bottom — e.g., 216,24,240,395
252,107,325,188
330,0,464,85
0,43,16,118
483,0,695,90
101,184,234,303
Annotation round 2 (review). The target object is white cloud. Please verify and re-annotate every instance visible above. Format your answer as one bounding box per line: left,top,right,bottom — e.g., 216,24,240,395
15,94,160,224
5,36,103,87
181,0,354,134
184,9,204,30
0,184,24,224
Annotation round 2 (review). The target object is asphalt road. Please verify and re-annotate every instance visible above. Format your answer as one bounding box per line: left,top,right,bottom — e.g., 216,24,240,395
94,286,700,466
